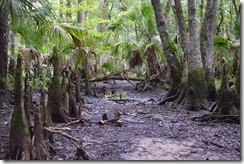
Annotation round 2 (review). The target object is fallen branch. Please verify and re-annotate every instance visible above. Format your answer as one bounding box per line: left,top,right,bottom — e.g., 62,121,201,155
136,73,160,92
65,118,85,126
89,76,144,83
43,127,93,160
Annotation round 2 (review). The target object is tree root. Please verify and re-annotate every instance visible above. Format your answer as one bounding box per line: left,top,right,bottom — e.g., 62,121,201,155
191,113,240,124
136,74,161,92
157,94,178,105
43,127,94,160
65,117,91,126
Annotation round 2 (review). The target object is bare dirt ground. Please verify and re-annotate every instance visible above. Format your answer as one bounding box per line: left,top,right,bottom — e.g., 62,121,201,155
0,81,241,160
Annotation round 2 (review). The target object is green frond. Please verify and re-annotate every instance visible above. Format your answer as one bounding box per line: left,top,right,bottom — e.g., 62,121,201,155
59,23,86,41
101,62,115,72
213,36,229,47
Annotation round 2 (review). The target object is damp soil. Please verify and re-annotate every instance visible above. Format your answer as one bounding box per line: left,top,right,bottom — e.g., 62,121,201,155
0,81,241,160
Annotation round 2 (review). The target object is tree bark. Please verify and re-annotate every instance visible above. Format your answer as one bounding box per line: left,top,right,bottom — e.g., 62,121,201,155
151,0,182,98
173,0,189,56
200,0,218,101
164,0,172,19
0,9,9,90
9,54,32,160
24,73,32,128
185,0,207,110
8,32,16,76
77,0,84,23
48,54,68,123
199,0,204,22
33,104,48,160
68,82,78,118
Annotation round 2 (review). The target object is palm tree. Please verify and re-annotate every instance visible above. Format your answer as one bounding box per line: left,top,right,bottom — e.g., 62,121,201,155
0,9,9,90
0,0,51,91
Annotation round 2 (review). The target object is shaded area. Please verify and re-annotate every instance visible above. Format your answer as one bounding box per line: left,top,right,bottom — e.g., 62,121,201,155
0,81,240,160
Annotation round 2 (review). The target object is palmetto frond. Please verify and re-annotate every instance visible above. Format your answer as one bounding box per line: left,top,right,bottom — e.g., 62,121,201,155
0,0,52,25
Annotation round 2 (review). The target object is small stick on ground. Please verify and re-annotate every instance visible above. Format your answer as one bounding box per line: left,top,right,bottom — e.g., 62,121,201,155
43,127,93,160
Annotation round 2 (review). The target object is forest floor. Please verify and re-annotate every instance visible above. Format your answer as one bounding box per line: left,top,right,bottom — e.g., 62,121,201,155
0,80,241,160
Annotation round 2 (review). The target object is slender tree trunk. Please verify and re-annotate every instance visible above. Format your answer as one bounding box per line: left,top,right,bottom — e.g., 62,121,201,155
199,0,204,22
151,0,182,98
77,0,84,23
59,0,64,19
164,0,172,19
84,55,92,95
216,0,224,35
24,73,32,128
66,0,72,21
185,0,207,110
200,0,218,101
8,32,16,76
0,10,9,90
173,0,189,56
68,82,78,118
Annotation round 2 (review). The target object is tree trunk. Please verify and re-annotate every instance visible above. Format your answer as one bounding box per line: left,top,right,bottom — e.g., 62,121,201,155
200,0,218,101
216,0,224,35
40,88,53,142
185,0,207,110
33,104,48,160
48,54,68,123
98,0,108,32
199,0,204,22
24,73,32,128
66,0,72,21
75,71,81,102
0,9,9,90
59,0,64,19
215,66,232,114
147,47,157,77
173,0,189,56
68,82,78,118
84,57,92,96
77,0,84,23
8,32,16,76
9,54,32,160
151,0,182,98
164,0,172,19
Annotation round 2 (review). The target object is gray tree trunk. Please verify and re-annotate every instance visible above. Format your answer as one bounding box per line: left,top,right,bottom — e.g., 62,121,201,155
200,0,218,101
151,0,182,96
77,0,84,23
164,0,172,19
173,0,189,56
186,0,207,110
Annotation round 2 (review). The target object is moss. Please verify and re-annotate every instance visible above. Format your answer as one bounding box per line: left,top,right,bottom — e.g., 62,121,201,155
188,68,207,100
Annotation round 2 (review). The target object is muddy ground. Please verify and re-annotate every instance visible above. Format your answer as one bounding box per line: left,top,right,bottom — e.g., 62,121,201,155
0,81,241,160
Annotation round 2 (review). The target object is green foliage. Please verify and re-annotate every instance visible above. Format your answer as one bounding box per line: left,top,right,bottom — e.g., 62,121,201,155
214,36,229,47
101,62,115,72
6,0,239,85
213,36,234,70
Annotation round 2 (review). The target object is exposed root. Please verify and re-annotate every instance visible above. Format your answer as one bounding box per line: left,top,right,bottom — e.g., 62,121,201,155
136,74,161,92
157,85,180,105
43,127,94,160
157,94,178,105
191,113,240,124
